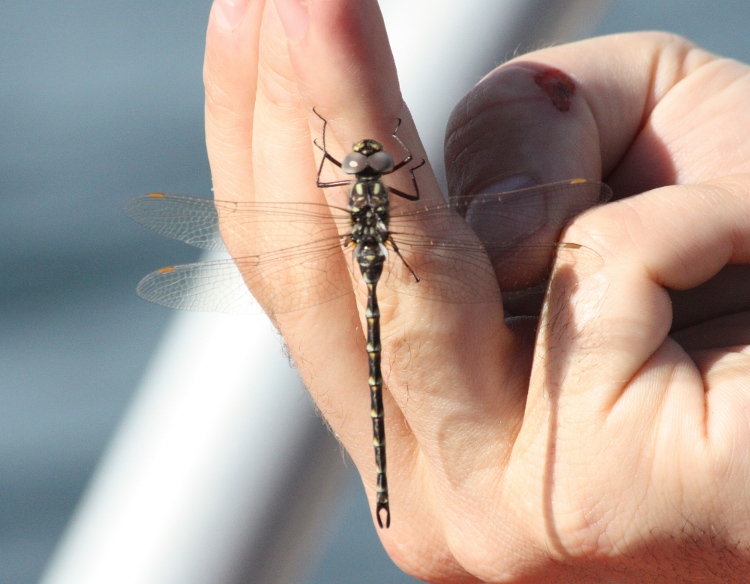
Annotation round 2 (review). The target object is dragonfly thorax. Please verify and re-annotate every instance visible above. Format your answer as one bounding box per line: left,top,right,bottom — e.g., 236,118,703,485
350,178,390,239
350,177,389,208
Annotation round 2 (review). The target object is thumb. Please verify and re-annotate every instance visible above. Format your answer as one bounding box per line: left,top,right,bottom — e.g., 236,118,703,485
445,62,604,196
444,61,608,307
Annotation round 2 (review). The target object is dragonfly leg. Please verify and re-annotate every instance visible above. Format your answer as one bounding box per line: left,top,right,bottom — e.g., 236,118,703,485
313,108,352,188
390,118,412,172
313,139,343,168
389,238,420,282
387,116,426,200
388,157,425,202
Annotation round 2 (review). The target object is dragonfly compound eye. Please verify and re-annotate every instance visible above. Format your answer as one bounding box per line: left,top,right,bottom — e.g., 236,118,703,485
368,151,394,173
342,152,369,175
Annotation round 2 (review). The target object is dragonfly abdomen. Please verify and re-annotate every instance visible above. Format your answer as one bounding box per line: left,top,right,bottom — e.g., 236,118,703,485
351,176,392,528
364,278,388,528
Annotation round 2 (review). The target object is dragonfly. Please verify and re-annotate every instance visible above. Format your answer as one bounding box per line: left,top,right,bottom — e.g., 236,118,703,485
125,111,611,529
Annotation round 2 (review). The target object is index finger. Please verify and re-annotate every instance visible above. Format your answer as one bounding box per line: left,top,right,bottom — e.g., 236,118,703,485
272,0,521,538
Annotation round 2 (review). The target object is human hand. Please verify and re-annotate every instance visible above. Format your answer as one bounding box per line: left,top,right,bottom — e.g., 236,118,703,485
204,0,750,581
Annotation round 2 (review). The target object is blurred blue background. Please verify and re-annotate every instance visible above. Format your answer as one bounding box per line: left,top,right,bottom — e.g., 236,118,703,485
2,1,749,583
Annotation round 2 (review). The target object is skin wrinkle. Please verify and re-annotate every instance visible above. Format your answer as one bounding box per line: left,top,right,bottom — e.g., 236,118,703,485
204,80,237,118
203,51,239,107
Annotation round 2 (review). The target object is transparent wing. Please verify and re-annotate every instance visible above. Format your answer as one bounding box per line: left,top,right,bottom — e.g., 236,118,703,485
392,179,610,242
124,193,227,251
127,179,611,313
380,179,611,302
137,259,257,314
126,180,608,254
136,239,357,315
125,193,350,252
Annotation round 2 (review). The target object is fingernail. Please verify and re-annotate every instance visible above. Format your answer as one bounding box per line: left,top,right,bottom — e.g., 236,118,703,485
273,0,309,43
477,175,538,195
465,175,543,243
213,0,251,31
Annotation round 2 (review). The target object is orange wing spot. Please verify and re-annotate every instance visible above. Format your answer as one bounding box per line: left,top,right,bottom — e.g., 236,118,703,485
148,192,166,198
569,178,587,185
157,266,175,274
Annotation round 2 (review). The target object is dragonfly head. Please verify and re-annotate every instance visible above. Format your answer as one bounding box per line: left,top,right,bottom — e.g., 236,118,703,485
343,140,394,176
